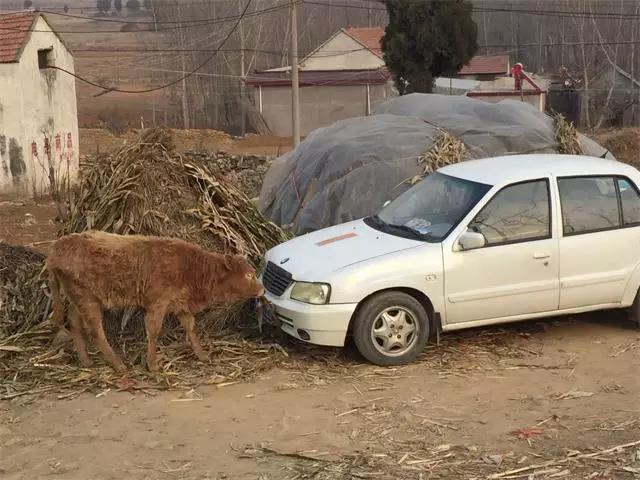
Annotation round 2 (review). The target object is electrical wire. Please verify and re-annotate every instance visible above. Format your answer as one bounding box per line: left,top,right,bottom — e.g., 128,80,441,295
0,2,291,33
44,0,254,94
25,1,298,25
304,0,640,20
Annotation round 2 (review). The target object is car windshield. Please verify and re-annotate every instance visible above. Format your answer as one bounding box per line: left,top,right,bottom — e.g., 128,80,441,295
366,172,492,242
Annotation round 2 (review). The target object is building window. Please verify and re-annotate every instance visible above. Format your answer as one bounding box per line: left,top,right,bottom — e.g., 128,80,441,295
38,48,53,69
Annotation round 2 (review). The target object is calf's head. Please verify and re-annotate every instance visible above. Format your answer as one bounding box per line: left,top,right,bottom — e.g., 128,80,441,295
220,254,265,301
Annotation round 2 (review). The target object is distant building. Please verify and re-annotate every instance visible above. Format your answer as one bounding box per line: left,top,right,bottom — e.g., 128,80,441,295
468,64,550,112
246,27,392,137
455,54,510,80
246,27,521,136
0,12,79,198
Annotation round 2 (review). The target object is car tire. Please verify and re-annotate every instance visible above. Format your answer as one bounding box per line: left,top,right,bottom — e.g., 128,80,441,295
353,291,430,366
629,289,640,329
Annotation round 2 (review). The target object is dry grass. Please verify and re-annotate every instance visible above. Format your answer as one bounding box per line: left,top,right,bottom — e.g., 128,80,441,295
240,437,640,479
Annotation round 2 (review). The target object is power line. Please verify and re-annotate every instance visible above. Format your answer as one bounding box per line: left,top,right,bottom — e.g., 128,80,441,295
45,0,253,94
24,3,285,25
0,2,290,33
70,40,640,58
304,0,640,20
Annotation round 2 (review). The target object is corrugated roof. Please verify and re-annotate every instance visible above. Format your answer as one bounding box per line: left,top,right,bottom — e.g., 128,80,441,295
458,55,510,75
343,27,384,58
0,12,38,64
245,68,391,87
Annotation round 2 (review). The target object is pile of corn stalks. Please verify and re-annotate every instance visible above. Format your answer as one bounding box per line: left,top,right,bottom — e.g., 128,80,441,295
554,113,583,155
65,128,288,264
408,132,467,185
0,243,49,338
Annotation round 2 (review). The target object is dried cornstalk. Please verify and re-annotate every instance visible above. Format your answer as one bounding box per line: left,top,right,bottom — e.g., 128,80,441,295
408,132,467,185
554,113,583,155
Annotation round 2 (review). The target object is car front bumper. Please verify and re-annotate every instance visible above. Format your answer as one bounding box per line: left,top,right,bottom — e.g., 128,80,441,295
264,291,357,347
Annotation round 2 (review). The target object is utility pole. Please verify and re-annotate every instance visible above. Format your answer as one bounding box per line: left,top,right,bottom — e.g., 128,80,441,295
290,0,300,147
367,1,372,27
239,1,246,137
177,1,189,130
150,0,158,126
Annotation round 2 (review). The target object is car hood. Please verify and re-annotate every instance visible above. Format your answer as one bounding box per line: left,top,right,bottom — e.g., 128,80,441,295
264,219,424,281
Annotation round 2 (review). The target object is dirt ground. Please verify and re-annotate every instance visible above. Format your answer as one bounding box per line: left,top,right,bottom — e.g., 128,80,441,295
1,315,639,479
1,203,640,479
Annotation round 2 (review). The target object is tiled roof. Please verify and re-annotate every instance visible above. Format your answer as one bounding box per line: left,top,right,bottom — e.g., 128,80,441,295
0,12,38,63
245,68,391,87
458,55,510,75
343,27,384,58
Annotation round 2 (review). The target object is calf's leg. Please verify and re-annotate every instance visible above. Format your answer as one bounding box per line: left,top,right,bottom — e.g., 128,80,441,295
79,300,126,373
178,312,208,362
144,305,167,372
68,305,92,367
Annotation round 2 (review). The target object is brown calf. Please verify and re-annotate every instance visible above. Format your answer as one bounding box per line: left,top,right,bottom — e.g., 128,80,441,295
47,231,264,372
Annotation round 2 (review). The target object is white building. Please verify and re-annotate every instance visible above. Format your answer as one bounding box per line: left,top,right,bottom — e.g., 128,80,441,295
246,27,393,136
0,11,79,199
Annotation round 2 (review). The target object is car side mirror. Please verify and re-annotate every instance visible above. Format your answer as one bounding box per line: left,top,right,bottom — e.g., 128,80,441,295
458,230,486,251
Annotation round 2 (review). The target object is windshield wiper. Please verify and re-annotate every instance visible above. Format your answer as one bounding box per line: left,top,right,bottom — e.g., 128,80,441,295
387,223,431,240
369,214,386,227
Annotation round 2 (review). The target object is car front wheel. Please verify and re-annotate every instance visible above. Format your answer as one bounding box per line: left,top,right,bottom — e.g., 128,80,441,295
353,291,430,366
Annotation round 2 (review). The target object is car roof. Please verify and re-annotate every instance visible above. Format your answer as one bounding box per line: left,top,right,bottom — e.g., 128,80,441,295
438,154,638,186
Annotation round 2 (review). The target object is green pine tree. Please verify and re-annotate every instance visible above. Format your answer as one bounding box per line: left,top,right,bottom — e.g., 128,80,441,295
381,0,479,94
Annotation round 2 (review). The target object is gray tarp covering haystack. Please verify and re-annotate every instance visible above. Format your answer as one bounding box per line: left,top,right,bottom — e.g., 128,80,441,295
258,94,614,235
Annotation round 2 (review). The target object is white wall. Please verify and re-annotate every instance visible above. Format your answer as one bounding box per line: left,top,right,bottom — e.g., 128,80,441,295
300,32,385,71
0,15,79,199
255,83,391,136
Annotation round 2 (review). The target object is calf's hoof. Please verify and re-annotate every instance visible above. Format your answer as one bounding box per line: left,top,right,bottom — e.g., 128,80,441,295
194,350,209,363
52,329,71,347
79,356,93,368
112,361,127,373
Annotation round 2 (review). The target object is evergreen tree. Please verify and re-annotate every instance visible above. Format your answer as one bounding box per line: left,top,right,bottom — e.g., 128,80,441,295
381,0,479,94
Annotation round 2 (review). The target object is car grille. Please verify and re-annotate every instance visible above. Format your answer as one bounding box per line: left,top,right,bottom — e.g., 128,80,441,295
262,261,293,296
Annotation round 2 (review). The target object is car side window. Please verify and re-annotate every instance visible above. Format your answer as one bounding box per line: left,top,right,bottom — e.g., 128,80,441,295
617,178,640,226
468,180,550,246
558,177,620,235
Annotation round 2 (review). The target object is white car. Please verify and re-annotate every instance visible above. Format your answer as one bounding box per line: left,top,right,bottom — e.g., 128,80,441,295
260,154,640,365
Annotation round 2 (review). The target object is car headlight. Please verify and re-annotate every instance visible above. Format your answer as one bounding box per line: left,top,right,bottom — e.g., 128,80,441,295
290,282,331,305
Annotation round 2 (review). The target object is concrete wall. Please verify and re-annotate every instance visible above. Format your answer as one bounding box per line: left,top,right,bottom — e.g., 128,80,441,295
0,16,79,199
255,83,390,136
300,32,384,71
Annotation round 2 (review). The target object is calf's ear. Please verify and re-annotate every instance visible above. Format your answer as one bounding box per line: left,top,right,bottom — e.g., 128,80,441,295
223,254,247,271
223,254,235,271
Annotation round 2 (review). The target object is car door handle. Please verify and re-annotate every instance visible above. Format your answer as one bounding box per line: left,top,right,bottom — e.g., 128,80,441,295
533,252,550,259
